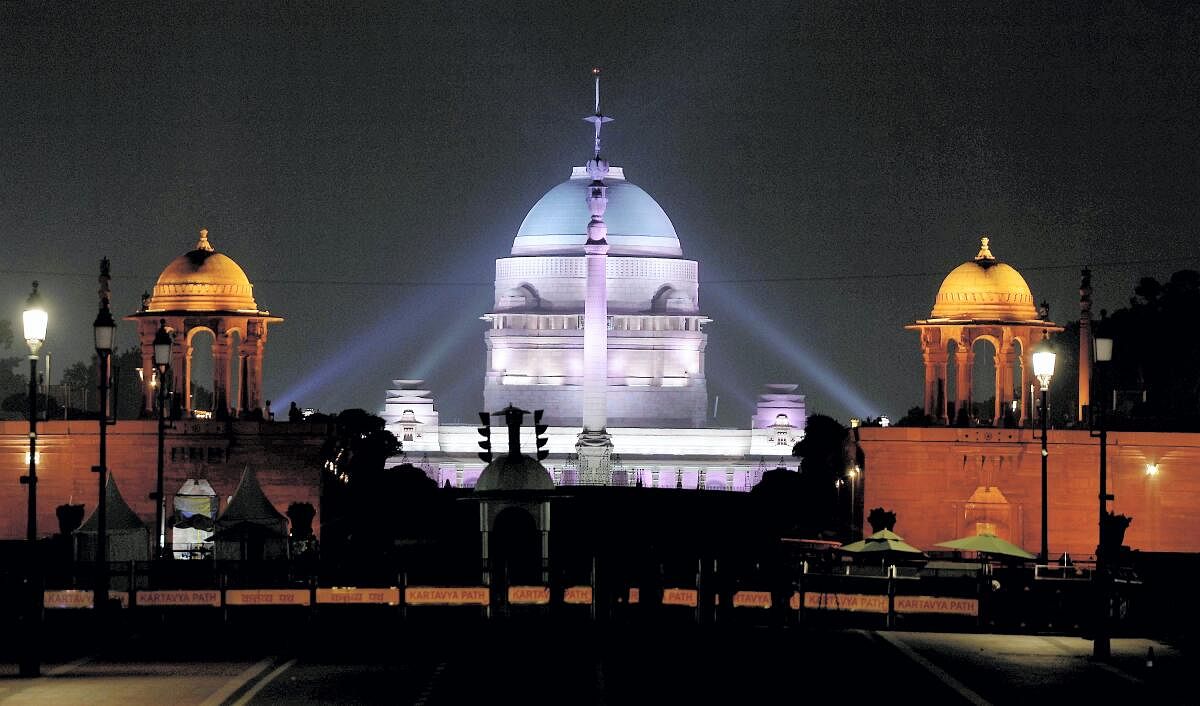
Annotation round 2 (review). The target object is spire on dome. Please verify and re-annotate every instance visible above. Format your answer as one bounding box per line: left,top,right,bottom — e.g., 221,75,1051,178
582,69,612,244
583,67,614,163
196,228,214,252
975,236,995,262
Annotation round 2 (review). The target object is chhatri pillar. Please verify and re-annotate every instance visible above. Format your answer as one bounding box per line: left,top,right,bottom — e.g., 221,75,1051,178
575,68,616,485
907,237,1062,426
125,229,283,418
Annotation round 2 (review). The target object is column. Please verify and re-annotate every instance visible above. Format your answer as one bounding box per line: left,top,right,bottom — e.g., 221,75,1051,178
212,332,231,417
935,359,950,424
1001,344,1017,427
1017,336,1030,427
923,357,938,418
575,146,615,485
139,329,155,416
956,341,974,425
240,320,267,414
183,342,194,416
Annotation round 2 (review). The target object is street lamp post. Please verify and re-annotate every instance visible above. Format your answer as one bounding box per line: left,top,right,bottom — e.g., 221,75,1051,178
19,282,47,678
848,465,860,537
152,320,172,559
1092,335,1113,661
93,261,117,612
1032,334,1057,565
22,283,47,544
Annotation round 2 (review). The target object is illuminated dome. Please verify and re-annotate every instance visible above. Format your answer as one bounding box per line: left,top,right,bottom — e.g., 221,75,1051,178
930,237,1038,320
512,167,682,257
148,229,259,312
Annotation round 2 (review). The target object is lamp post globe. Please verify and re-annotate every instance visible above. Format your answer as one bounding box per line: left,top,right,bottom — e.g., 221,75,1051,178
23,281,47,356
1032,334,1055,564
1032,336,1056,392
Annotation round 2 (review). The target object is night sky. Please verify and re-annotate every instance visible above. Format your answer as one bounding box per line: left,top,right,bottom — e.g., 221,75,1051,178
3,2,1198,426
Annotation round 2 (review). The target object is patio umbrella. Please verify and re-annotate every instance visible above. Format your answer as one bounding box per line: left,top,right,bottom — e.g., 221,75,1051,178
840,529,926,558
934,533,1035,561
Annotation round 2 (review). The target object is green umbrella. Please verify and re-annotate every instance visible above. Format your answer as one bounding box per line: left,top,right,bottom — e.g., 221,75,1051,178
840,529,925,556
934,533,1035,560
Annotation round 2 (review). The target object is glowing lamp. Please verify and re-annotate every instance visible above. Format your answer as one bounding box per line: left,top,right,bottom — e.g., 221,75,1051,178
1032,336,1056,391
153,320,172,374
879,416,891,427
23,282,47,355
1145,463,1159,477
1095,337,1113,363
93,305,116,354
849,417,861,428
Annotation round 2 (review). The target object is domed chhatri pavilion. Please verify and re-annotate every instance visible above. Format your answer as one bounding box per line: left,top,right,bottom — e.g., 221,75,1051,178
382,76,807,489
126,229,283,417
906,237,1062,426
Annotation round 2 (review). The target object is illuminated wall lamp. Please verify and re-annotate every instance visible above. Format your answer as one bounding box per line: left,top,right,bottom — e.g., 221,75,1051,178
1145,463,1159,477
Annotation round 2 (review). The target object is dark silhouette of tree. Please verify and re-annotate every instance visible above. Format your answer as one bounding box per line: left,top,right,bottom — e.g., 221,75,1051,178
51,503,85,562
318,409,409,565
321,408,401,484
1044,270,1200,430
749,467,805,539
55,503,85,536
866,507,896,533
896,406,933,427
0,319,25,413
50,347,144,419
2,392,62,420
287,502,319,559
1100,512,1132,554
787,413,854,535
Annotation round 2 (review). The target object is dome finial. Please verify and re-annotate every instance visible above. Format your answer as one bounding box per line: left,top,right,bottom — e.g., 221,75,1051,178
975,236,995,261
197,228,213,252
583,67,614,163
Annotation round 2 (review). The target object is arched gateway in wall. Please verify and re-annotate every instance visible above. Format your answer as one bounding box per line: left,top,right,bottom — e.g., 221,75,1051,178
906,237,1062,426
125,229,283,418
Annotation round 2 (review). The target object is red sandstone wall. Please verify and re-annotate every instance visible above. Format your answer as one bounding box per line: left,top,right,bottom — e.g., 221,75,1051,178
0,420,325,542
857,427,1200,556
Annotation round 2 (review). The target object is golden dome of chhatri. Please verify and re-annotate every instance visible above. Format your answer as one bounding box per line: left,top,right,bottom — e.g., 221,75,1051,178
148,229,259,312
930,237,1038,320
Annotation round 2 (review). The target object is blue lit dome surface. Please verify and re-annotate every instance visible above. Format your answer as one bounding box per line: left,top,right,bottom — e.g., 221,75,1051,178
512,167,682,257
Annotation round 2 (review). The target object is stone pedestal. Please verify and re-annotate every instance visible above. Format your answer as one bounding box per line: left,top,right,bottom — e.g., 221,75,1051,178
576,431,613,485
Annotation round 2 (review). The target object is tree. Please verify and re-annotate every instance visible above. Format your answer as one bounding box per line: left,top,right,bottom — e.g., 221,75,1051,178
779,414,852,539
55,503,85,536
321,409,402,484
1048,269,1200,429
1,392,62,420
0,319,25,414
51,347,145,418
867,507,897,533
287,502,319,559
319,409,404,560
896,406,933,427
1100,512,1132,555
